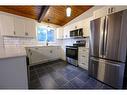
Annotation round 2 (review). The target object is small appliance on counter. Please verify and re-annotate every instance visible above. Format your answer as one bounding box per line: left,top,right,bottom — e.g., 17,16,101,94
66,40,86,66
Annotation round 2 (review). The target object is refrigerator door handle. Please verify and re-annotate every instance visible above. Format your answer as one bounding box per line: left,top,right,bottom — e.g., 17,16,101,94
99,17,106,57
103,16,108,57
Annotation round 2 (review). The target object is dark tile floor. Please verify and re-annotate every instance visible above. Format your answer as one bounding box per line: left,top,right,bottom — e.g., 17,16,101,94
29,60,113,89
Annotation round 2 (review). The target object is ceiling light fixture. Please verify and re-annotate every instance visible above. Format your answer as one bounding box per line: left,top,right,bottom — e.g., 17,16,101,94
66,6,71,17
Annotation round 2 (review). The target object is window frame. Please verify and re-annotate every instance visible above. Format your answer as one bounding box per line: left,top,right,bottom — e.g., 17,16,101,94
36,25,56,43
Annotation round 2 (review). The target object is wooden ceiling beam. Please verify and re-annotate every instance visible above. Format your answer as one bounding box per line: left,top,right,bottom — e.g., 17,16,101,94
38,6,49,23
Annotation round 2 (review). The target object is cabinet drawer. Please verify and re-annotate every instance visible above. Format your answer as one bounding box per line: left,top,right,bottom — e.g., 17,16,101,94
78,56,89,64
79,54,89,58
79,50,89,53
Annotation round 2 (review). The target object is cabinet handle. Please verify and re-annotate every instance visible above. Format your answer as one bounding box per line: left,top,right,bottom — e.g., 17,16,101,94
30,52,32,56
50,50,52,53
35,48,38,49
108,8,111,14
111,7,114,13
28,49,31,52
14,31,16,35
25,32,28,36
82,55,85,57
75,26,77,29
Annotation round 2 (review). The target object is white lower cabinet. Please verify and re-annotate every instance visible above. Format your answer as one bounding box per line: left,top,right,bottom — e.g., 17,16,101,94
78,47,89,70
26,46,61,65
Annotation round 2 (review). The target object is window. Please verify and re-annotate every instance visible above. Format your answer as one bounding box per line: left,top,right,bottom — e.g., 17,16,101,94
37,26,55,42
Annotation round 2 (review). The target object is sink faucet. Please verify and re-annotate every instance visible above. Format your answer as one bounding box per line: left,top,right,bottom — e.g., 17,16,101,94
46,40,49,46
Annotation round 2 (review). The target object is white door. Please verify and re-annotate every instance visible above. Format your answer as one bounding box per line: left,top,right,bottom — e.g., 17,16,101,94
0,14,14,36
14,17,25,36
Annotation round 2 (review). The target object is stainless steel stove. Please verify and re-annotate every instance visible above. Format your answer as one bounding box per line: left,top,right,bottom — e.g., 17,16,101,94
66,40,86,66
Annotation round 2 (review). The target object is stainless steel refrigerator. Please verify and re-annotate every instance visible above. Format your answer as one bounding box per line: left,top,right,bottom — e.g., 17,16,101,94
89,10,127,88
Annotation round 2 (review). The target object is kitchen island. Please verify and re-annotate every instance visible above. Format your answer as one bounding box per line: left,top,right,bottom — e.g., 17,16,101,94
0,49,28,89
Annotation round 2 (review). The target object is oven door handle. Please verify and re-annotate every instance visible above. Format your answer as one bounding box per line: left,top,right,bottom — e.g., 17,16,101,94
66,47,78,49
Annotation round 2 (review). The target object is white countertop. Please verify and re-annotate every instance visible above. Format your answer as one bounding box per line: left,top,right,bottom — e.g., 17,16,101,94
25,45,61,48
0,47,26,59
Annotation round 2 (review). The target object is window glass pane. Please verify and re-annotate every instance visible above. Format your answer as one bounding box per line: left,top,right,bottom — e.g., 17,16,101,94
37,27,47,41
47,29,54,42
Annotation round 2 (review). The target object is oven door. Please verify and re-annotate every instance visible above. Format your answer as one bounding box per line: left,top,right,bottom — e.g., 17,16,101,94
66,47,78,60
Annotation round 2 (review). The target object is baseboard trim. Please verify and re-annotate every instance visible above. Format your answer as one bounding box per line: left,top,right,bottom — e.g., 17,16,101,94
29,58,64,66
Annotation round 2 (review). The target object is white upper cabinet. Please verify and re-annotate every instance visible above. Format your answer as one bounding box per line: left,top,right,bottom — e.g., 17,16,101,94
94,6,127,19
0,12,36,37
56,27,63,39
14,16,25,36
25,19,36,38
93,7,109,19
0,13,15,36
63,25,70,39
82,17,93,37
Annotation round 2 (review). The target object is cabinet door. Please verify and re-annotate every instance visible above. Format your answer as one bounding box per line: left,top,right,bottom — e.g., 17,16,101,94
63,26,70,38
76,21,83,29
51,47,60,59
78,47,89,70
83,24,89,37
114,6,127,13
57,27,63,39
83,17,93,37
25,19,36,38
29,47,49,64
93,7,108,19
0,14,14,36
14,17,25,36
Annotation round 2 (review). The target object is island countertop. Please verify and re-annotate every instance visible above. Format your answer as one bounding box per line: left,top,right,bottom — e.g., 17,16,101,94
0,47,26,59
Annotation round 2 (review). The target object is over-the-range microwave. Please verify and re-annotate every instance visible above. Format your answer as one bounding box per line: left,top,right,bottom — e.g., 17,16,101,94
70,28,83,38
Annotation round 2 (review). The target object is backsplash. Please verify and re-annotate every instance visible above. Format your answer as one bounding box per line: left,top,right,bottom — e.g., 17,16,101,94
2,37,63,54
3,37,62,46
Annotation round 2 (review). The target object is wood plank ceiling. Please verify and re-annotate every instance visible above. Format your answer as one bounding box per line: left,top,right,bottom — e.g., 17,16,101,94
0,6,92,26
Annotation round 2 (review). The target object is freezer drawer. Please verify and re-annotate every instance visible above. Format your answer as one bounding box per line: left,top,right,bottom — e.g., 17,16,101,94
89,57,125,88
